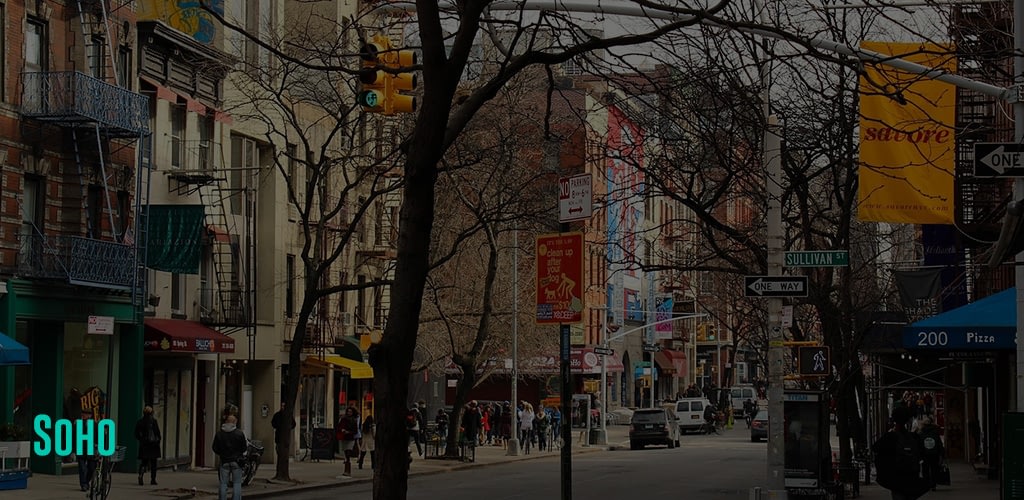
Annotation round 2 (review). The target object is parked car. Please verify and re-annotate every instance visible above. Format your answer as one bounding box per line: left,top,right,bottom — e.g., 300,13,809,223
750,409,769,442
673,398,711,434
629,408,679,450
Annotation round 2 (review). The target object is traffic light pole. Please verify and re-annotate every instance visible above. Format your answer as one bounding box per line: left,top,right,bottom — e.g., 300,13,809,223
765,115,787,497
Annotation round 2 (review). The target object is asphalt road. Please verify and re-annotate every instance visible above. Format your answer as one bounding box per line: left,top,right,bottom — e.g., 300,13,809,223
287,426,767,500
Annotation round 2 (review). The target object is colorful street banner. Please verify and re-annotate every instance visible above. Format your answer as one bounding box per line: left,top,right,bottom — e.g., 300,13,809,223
858,42,957,224
654,294,674,340
536,233,584,324
138,0,224,44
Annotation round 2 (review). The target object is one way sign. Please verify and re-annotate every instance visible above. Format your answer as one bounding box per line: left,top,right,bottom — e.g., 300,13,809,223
974,143,1024,177
744,276,808,297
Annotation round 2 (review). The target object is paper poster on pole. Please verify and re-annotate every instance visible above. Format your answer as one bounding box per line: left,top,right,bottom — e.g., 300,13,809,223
536,232,585,324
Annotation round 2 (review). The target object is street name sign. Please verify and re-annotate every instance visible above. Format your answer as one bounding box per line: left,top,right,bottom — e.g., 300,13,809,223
642,344,661,353
744,276,808,297
973,143,1024,177
558,173,593,222
784,250,849,267
593,346,614,356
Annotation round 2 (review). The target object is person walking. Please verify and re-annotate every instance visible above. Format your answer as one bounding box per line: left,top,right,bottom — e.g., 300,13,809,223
916,415,946,489
535,407,549,451
358,414,375,470
335,407,359,477
461,401,482,448
406,405,423,457
213,415,247,500
873,406,932,500
134,406,161,486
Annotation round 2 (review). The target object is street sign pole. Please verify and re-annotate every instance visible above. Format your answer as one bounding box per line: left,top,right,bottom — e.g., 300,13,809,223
765,116,788,497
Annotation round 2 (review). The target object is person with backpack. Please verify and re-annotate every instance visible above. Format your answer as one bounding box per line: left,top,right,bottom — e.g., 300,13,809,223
134,405,161,486
873,406,933,500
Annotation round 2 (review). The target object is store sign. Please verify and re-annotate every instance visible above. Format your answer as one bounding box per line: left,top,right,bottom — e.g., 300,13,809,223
87,315,115,335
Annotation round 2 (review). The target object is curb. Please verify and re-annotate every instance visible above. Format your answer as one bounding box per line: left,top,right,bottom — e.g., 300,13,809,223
242,446,607,499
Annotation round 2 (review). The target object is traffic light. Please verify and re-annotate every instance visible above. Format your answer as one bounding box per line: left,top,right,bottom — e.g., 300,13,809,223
387,46,417,114
358,36,390,113
697,323,707,342
357,35,417,115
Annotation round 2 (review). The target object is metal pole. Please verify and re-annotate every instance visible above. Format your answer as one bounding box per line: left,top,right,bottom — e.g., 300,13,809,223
559,223,572,500
508,223,520,456
1014,0,1024,413
765,115,787,496
598,312,608,444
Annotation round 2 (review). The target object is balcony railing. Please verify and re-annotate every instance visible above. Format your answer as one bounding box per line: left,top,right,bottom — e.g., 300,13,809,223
18,232,137,291
21,71,150,137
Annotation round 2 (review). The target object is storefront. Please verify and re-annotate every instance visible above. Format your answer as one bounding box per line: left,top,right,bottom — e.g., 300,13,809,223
143,318,235,468
654,349,688,399
301,347,374,441
0,279,143,475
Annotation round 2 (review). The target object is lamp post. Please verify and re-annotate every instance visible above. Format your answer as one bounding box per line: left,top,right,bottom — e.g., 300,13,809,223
507,223,520,456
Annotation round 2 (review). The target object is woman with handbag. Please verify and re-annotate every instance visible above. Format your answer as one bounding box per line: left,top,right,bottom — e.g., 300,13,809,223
335,407,359,477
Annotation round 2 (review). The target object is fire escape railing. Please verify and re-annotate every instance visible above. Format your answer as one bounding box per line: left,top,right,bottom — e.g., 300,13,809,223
21,71,149,137
17,231,136,292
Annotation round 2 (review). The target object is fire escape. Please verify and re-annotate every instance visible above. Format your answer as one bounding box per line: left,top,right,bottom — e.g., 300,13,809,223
951,1,1016,297
167,165,249,331
18,0,150,306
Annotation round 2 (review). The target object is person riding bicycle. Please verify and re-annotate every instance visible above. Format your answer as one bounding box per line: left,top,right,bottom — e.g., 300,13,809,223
704,403,720,434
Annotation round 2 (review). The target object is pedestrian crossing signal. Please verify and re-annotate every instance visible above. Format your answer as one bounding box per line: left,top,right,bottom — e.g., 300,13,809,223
797,346,830,376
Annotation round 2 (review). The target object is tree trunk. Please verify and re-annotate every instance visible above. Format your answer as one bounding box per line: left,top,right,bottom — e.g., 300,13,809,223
445,368,476,457
368,147,442,500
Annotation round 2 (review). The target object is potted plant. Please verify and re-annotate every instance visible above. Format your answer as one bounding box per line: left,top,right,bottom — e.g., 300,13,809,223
0,423,30,490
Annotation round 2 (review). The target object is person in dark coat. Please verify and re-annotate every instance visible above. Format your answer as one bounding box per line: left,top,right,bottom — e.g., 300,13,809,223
213,415,248,500
134,405,162,485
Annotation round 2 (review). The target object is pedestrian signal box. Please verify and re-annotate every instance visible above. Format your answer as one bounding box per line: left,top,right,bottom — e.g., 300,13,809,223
797,346,830,376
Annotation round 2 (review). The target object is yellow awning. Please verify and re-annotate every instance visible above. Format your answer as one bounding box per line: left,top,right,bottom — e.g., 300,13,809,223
323,355,374,379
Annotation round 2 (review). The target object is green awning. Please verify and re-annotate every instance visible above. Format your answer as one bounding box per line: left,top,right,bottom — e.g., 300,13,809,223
145,205,205,274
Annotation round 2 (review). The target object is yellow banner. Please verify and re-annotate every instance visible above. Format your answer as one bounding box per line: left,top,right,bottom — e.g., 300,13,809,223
858,42,956,224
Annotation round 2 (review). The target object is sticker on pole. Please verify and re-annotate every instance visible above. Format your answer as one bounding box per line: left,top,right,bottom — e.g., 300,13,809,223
536,232,584,324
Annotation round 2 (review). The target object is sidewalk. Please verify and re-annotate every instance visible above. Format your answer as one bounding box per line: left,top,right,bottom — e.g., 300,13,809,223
9,435,613,500
843,460,999,500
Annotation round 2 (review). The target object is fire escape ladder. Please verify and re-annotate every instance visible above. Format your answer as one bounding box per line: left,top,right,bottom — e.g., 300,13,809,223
133,133,153,308
198,183,246,326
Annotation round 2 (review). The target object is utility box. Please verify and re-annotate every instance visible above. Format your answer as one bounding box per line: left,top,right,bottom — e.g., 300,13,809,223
1003,412,1024,500
783,391,831,491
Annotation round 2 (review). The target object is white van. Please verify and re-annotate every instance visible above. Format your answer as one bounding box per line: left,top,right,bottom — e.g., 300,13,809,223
730,386,757,416
673,398,711,433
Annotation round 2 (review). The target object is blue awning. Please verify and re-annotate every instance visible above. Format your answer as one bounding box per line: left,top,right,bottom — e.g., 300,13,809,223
0,332,29,365
903,288,1017,350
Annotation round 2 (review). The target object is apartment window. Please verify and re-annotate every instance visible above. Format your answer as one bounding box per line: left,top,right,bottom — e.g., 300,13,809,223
356,275,366,328
285,254,295,318
171,273,182,312
24,18,47,110
88,36,106,80
230,135,259,216
356,197,367,243
373,287,384,329
21,175,44,265
87,185,103,238
198,115,214,171
170,104,185,169
338,271,348,322
286,144,300,197
117,45,131,90
117,190,130,241
373,200,384,246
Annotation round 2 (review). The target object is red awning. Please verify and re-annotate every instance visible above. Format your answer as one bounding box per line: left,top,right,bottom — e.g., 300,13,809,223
144,318,236,353
655,349,688,378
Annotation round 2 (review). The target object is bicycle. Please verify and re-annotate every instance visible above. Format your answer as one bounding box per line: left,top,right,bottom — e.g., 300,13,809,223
89,446,126,500
299,430,313,461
